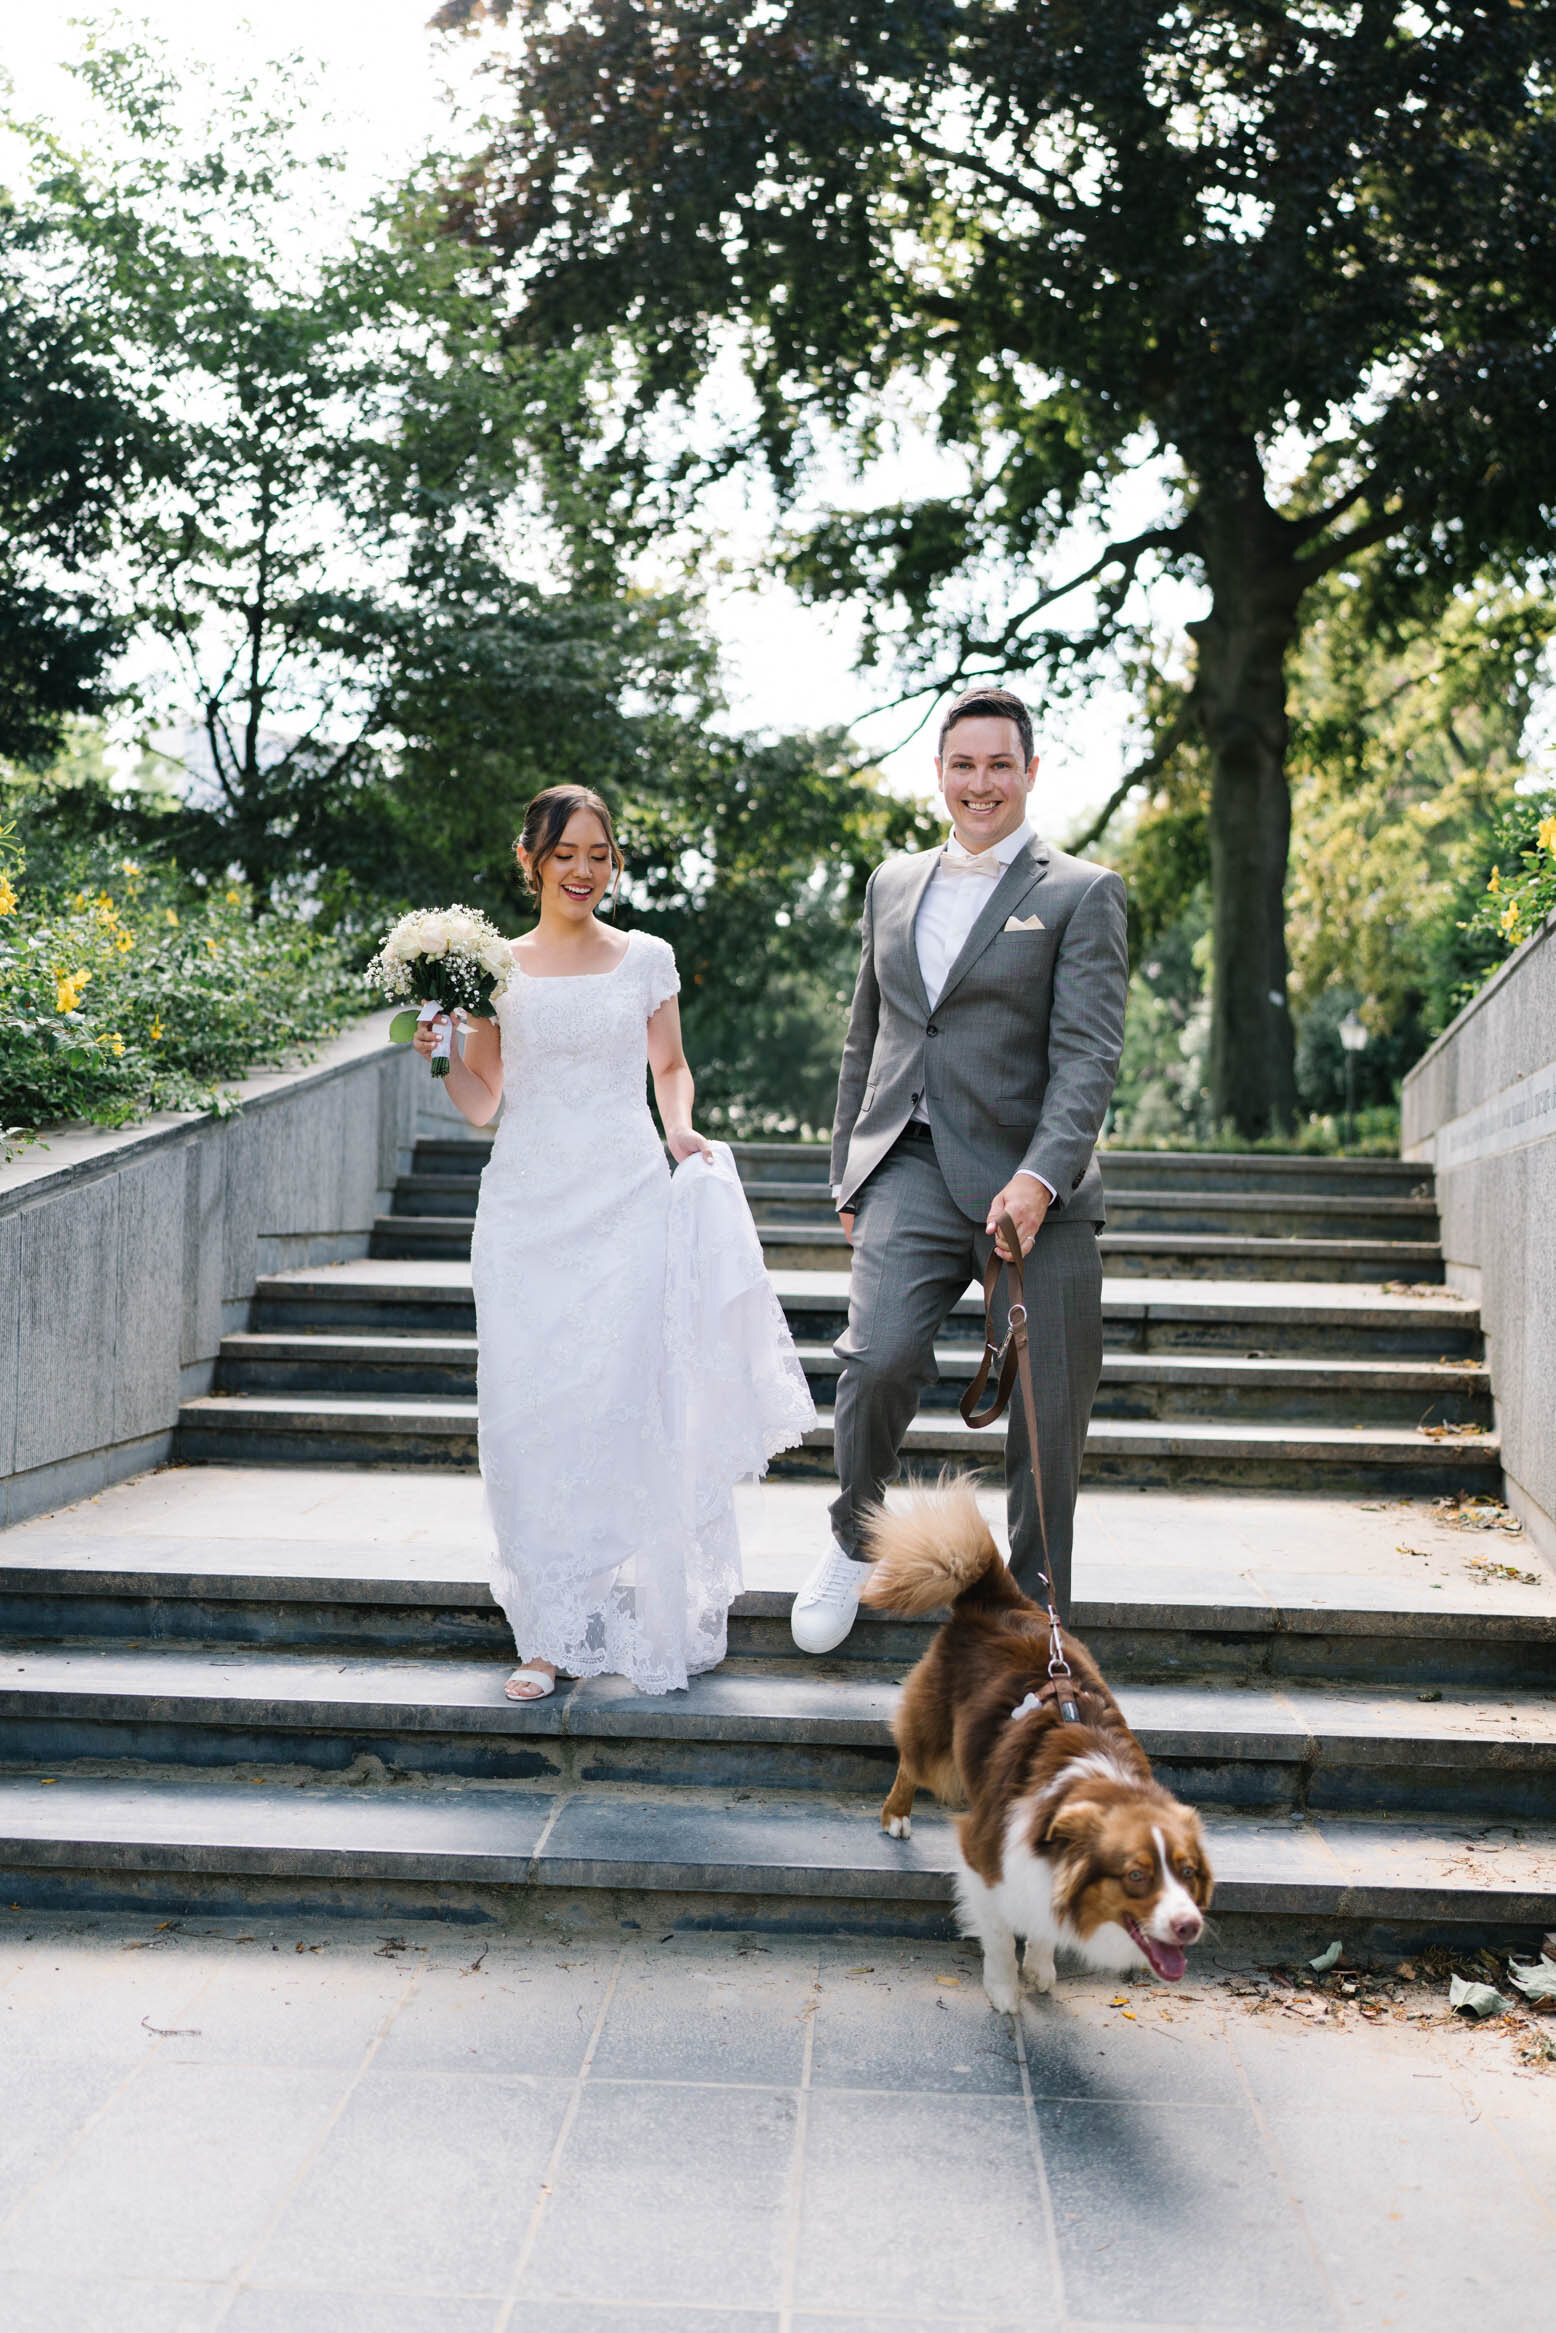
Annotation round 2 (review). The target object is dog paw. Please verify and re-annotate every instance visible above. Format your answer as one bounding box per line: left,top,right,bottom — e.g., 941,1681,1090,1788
1024,1952,1056,1996
983,1978,1020,2015
884,1814,912,1839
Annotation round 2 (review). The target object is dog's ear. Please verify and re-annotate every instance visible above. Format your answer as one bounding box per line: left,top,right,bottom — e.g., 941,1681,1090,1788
1043,1797,1103,1850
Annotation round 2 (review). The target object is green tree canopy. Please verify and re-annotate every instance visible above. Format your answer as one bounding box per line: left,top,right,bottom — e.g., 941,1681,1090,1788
3,37,718,898
0,191,140,763
434,0,1556,1134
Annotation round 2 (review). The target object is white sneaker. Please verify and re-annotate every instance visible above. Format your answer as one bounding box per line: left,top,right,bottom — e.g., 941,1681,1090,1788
791,1541,866,1654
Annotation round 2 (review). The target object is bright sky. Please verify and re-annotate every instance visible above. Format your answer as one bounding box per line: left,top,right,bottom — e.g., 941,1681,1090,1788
0,4,1152,832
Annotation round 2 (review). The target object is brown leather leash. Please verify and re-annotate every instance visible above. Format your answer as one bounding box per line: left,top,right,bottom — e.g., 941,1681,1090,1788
959,1210,1082,1724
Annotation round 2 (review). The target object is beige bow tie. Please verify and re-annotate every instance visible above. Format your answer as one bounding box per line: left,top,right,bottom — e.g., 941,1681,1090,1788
940,844,1004,880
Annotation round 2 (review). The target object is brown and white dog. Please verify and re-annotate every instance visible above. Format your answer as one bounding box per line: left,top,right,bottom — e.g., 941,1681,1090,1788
861,1485,1213,2012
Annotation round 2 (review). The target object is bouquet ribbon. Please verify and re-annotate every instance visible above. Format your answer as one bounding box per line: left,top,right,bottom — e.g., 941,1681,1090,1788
418,999,455,1074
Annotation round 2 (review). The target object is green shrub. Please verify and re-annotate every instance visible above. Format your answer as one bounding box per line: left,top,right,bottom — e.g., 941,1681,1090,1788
1435,795,1556,1018
0,851,361,1153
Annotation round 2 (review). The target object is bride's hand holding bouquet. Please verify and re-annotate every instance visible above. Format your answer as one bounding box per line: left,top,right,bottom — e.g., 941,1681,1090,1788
367,905,512,1076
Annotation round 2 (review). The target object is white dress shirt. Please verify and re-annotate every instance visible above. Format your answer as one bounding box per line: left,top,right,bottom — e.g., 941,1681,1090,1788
906,820,1054,1200
914,819,1034,1012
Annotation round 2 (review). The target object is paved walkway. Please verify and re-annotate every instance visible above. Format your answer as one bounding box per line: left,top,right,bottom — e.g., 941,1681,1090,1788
0,1907,1551,2332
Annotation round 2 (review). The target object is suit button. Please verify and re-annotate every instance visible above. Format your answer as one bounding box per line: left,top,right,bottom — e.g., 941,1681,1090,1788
926,1024,939,1037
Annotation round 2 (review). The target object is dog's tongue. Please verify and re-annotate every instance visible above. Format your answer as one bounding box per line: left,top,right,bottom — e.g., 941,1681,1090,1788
1144,1938,1187,1983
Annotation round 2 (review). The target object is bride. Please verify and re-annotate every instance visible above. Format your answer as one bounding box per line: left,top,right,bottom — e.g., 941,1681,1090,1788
414,783,814,1700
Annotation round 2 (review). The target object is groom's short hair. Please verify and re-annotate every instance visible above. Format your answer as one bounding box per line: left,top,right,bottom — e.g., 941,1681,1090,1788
937,686,1035,766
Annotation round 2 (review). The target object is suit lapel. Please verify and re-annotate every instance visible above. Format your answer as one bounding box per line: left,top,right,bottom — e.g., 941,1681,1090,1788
933,837,1051,1010
892,849,942,1018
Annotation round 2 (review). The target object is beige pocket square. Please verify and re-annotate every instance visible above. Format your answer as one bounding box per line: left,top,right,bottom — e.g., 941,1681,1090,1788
1004,913,1046,932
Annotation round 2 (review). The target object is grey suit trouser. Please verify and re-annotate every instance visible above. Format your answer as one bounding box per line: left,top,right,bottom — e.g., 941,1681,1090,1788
828,1138,1103,1610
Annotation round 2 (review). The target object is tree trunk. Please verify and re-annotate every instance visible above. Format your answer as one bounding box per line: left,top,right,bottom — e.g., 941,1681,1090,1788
1187,472,1304,1139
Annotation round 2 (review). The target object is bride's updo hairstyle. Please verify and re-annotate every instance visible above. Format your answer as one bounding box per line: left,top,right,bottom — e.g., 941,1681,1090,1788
517,784,625,912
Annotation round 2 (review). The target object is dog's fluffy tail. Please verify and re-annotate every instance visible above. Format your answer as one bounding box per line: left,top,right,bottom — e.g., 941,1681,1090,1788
858,1483,1004,1617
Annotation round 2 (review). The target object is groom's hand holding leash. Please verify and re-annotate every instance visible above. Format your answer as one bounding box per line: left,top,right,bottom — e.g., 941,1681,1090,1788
986,1176,1050,1261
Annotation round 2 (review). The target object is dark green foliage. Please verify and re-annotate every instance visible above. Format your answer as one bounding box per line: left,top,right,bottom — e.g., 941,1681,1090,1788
1426,789,1556,1028
0,200,138,761
436,0,1556,1133
1295,986,1414,1119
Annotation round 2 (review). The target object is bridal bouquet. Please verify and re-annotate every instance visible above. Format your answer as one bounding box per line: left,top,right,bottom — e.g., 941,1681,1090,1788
366,905,511,1076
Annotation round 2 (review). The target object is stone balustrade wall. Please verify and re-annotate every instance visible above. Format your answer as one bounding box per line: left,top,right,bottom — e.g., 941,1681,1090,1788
0,1013,483,1528
1402,906,1556,1560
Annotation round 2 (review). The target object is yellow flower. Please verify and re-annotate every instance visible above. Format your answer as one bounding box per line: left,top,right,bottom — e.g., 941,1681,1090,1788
149,1015,163,1042
97,1031,126,1057
206,935,219,954
0,875,16,915
1538,815,1556,856
1485,865,1501,895
1499,902,1523,942
96,891,114,911
71,889,87,910
121,859,141,877
115,930,134,953
165,908,179,927
224,887,242,905
56,971,87,1013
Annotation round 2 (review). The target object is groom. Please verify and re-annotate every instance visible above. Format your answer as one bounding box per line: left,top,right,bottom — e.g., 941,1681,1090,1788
791,685,1129,1654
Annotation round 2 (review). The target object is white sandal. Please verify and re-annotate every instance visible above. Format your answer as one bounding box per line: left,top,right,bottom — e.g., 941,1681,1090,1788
504,1664,558,1702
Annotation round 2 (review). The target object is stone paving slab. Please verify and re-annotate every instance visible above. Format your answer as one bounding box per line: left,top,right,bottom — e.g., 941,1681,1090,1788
0,1910,1550,2332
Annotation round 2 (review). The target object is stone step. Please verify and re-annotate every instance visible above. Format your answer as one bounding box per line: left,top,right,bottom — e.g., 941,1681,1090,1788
372,1213,1447,1284
793,1348,1489,1429
411,1137,1437,1205
5,1543,1553,1690
174,1391,1502,1495
739,1182,1439,1244
212,1330,1493,1430
3,1646,1552,1819
0,1772,1547,1942
1096,1150,1434,1200
395,1171,1440,1246
250,1263,1485,1360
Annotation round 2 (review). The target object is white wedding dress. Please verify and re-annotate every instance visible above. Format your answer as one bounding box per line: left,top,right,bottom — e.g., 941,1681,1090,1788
470,928,815,1694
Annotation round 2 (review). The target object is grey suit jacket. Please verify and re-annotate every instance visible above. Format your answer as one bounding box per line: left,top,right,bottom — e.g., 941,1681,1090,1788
829,836,1128,1222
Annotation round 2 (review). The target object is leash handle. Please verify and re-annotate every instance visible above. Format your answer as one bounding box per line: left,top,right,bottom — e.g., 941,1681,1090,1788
957,1210,1074,1690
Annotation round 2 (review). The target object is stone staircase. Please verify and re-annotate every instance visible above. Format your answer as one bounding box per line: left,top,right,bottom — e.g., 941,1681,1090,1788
177,1140,1499,1499
1,1137,1552,1949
